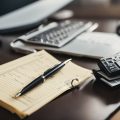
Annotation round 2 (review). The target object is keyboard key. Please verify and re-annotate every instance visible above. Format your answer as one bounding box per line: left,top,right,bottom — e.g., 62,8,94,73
23,20,93,47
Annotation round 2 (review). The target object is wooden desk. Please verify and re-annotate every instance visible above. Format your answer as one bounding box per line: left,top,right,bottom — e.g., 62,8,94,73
0,2,120,120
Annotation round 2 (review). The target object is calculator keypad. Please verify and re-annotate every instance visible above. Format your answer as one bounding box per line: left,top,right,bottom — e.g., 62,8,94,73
98,53,120,76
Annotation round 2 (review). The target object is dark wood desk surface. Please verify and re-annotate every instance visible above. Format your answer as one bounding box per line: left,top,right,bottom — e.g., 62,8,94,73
0,2,120,120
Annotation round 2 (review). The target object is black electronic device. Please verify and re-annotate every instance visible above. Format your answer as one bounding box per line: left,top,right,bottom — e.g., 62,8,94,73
93,70,120,87
0,0,73,33
98,53,120,76
93,52,120,87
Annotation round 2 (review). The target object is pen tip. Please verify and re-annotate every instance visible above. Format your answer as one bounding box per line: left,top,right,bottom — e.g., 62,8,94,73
15,92,21,98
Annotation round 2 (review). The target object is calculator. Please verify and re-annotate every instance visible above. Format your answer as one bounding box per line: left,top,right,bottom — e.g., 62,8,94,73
98,52,120,76
18,20,93,47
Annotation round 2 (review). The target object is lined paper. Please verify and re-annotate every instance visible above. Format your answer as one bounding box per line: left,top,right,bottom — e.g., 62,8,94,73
0,50,92,118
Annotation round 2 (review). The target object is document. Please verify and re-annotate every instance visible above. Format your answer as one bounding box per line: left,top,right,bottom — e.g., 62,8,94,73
0,50,93,118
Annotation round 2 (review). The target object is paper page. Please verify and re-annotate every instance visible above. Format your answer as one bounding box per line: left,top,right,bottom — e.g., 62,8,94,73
0,50,92,118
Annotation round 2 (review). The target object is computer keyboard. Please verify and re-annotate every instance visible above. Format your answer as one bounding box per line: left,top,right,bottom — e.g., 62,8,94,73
18,20,93,47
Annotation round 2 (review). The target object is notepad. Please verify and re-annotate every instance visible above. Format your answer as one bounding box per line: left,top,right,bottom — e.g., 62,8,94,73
0,50,93,118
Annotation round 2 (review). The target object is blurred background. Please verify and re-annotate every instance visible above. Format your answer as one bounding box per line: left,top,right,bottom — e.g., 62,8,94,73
1,0,120,18
66,0,120,18
0,0,36,16
0,0,120,33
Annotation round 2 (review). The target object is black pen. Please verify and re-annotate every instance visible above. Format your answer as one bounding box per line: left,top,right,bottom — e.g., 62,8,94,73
15,59,72,98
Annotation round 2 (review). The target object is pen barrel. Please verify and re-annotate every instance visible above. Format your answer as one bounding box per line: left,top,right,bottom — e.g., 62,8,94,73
20,63,64,95
19,59,70,96
21,76,43,95
44,62,65,78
